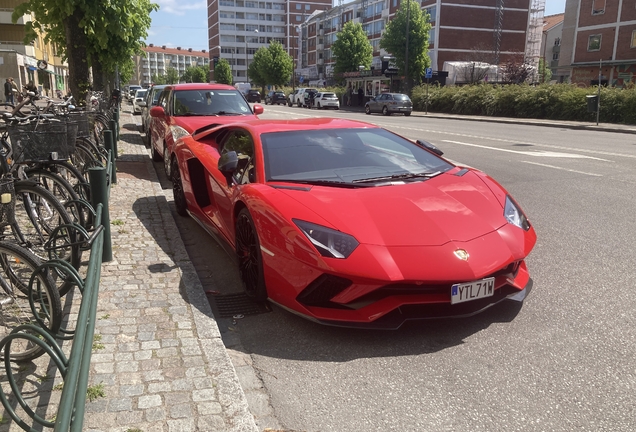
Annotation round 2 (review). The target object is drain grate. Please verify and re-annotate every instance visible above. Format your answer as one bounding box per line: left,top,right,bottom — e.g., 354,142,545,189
206,292,271,318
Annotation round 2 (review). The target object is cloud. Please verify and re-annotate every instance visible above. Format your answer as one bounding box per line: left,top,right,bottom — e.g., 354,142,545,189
155,0,205,15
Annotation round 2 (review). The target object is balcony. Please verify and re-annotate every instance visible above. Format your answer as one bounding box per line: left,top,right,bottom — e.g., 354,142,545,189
317,43,323,51
317,58,323,65
319,28,323,36
550,60,559,68
382,8,389,18
552,44,560,53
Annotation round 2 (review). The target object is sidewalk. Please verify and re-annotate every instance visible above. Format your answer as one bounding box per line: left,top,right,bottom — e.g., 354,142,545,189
81,108,258,431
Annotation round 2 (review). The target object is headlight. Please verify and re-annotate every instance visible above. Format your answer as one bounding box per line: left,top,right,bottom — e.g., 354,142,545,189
293,219,359,259
170,125,190,142
504,196,530,231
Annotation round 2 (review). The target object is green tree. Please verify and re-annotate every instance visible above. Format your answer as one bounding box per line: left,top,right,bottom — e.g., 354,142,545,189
247,47,269,88
14,0,157,104
539,58,553,83
165,67,180,84
151,74,167,85
380,0,431,91
214,59,233,85
263,41,293,87
181,65,207,83
331,21,373,75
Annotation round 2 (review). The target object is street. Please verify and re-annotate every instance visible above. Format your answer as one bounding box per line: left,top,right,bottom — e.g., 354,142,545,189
147,105,636,432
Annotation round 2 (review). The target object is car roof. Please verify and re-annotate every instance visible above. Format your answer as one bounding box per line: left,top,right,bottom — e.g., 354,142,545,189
164,83,237,91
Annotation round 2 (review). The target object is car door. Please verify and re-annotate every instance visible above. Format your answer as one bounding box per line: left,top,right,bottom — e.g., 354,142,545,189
210,128,256,243
150,88,171,157
372,94,386,112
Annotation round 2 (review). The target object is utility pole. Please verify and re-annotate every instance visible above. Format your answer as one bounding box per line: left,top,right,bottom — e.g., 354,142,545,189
596,58,601,126
404,0,410,95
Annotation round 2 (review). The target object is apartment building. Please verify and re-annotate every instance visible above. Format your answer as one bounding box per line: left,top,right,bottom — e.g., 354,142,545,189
540,13,564,82
207,0,333,82
0,1,68,95
130,45,210,87
558,0,636,87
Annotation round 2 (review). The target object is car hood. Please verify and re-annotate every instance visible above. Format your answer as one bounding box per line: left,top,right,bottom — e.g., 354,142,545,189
276,171,506,246
174,114,257,133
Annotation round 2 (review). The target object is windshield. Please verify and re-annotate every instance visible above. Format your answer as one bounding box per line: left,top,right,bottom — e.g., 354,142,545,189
135,90,147,98
262,128,453,185
172,89,252,116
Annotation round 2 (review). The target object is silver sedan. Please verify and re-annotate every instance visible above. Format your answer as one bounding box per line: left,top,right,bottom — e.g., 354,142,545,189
365,93,413,116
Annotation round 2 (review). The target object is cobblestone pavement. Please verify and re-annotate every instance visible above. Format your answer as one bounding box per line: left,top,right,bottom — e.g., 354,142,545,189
0,107,258,432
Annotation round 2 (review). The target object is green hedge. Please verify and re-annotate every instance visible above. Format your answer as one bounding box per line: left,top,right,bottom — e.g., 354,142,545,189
410,83,636,125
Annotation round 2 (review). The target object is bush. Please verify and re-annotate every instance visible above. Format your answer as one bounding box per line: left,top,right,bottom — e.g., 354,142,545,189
416,83,636,124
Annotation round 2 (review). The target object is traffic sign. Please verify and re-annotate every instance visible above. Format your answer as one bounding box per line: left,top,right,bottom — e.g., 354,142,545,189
425,68,433,79
299,76,304,83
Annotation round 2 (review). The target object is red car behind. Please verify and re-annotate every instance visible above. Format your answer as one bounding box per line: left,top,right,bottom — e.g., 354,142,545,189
148,83,263,178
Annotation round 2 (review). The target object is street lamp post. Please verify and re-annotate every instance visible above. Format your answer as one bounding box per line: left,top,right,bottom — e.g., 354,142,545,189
246,29,258,83
404,0,411,95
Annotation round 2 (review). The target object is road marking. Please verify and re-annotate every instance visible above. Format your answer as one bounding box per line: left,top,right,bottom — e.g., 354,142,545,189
442,140,611,161
520,161,603,177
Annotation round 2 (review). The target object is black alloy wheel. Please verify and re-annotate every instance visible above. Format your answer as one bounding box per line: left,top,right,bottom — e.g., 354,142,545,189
171,158,188,217
235,208,267,301
404,111,411,116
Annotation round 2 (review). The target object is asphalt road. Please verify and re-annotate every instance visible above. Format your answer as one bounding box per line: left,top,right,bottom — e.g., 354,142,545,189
146,105,636,432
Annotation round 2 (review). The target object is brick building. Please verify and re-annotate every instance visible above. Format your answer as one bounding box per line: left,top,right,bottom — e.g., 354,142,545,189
558,0,636,87
130,45,210,87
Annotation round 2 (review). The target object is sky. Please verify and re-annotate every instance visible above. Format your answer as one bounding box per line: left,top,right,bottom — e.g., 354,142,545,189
144,0,567,53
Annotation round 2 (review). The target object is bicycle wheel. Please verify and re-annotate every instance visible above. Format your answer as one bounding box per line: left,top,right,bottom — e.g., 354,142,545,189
0,241,62,362
11,181,81,296
24,167,86,228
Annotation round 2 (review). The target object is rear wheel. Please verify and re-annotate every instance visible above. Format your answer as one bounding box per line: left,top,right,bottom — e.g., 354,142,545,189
235,208,267,302
365,105,371,115
382,106,390,116
404,112,411,116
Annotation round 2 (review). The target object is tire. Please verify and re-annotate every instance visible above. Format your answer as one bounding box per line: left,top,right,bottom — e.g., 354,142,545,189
24,168,85,228
171,157,188,217
297,100,302,108
317,103,321,109
235,208,267,302
0,241,62,362
11,181,81,296
365,105,371,115
404,112,411,116
150,141,162,162
288,100,292,107
382,106,390,116
163,145,172,178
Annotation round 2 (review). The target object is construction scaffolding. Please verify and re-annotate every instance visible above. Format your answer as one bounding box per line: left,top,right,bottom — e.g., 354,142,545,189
525,0,545,73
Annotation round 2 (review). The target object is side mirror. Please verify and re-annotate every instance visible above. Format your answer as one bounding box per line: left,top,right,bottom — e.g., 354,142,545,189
218,151,239,185
253,104,264,115
149,106,165,118
416,139,444,156
138,101,147,107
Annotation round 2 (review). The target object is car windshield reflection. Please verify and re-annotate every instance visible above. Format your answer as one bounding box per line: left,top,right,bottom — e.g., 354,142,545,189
173,90,252,116
262,128,453,185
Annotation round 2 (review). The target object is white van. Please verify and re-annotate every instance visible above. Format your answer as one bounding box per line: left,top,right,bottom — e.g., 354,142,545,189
234,82,251,95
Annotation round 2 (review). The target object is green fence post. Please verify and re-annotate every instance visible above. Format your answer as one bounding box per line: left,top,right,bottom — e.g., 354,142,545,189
103,130,117,184
109,119,119,157
89,167,112,262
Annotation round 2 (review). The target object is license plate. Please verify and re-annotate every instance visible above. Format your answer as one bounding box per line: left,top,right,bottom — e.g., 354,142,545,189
451,277,495,304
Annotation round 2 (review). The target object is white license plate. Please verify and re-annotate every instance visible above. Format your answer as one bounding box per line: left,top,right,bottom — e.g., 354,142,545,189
451,277,495,304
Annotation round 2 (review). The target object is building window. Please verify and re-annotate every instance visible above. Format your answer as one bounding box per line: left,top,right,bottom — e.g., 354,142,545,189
554,37,561,46
296,4,301,9
305,4,310,10
592,0,605,15
632,30,636,48
552,52,559,60
588,34,601,51
296,15,301,21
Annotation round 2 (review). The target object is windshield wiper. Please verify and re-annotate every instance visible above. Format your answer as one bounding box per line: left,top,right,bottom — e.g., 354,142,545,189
213,111,242,116
352,171,442,184
269,179,371,188
180,113,208,116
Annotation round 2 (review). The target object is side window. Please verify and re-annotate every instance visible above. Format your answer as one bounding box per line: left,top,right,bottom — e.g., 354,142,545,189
158,90,170,110
221,130,256,184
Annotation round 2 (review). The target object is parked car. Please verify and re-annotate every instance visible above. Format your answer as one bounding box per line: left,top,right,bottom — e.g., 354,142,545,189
265,90,286,105
312,92,340,110
140,84,166,143
128,85,141,102
167,117,536,328
245,89,261,103
132,89,147,114
365,93,413,116
148,83,264,177
288,88,317,107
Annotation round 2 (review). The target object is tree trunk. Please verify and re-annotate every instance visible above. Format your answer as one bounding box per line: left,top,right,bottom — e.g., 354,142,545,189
64,8,90,106
92,57,105,92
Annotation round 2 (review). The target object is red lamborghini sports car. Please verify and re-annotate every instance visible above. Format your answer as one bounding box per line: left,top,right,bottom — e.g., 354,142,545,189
170,118,537,329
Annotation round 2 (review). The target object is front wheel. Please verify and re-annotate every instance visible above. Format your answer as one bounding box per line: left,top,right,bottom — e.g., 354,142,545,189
404,112,411,116
235,208,267,302
382,106,390,116
171,157,188,217
365,105,371,115
288,100,292,107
